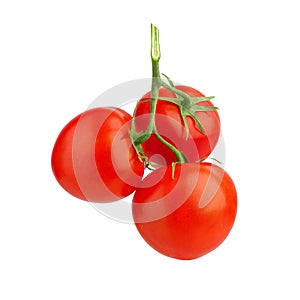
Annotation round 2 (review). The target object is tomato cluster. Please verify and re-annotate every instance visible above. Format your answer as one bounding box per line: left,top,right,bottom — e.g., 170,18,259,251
51,24,237,260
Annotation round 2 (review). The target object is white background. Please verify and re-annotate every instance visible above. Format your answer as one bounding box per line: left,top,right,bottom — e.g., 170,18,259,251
1,0,299,299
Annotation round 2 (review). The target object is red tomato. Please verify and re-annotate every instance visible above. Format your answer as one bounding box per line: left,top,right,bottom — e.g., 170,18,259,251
134,86,220,165
51,107,144,202
132,162,237,260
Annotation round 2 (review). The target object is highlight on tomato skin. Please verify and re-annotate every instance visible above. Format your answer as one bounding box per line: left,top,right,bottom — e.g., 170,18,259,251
132,162,237,260
51,107,145,203
134,86,221,166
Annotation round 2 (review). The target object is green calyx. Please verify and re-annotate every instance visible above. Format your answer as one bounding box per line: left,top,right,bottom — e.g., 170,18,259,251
129,24,219,167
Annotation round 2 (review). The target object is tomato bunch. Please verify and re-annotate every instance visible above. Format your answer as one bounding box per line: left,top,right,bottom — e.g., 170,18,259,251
51,24,237,260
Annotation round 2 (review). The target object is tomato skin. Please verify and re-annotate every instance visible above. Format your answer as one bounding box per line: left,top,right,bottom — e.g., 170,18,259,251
132,163,237,260
51,107,144,202
134,86,220,165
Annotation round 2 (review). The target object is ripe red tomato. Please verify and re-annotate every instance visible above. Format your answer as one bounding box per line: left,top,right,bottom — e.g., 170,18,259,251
51,107,144,202
134,85,220,165
132,162,237,260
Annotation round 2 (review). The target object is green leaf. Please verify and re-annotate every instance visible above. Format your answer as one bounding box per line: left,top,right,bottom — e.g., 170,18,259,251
156,97,182,106
191,96,215,103
179,106,189,140
209,157,222,164
188,111,206,135
139,99,152,104
196,157,222,164
160,80,192,105
192,105,219,112
161,73,175,88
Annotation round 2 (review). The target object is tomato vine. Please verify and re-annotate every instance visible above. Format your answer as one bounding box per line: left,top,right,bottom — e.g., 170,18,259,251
129,24,219,169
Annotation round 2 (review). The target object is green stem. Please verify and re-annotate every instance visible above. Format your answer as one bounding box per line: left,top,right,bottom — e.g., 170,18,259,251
149,24,184,164
151,24,160,64
130,24,185,165
154,130,184,163
148,24,161,133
